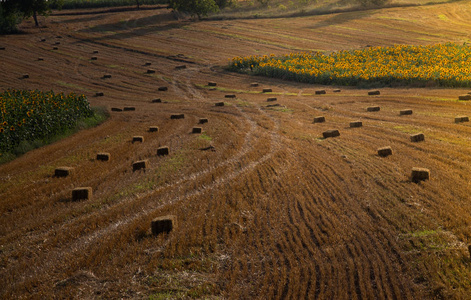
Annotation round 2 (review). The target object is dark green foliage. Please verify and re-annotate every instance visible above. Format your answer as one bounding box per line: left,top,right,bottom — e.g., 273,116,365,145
168,0,227,18
356,0,390,6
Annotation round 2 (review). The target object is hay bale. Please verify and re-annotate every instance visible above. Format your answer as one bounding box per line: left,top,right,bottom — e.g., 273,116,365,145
262,88,272,93
147,69,156,74
55,41,61,45
368,90,380,95
53,47,58,50
225,94,236,98
250,82,259,87
410,133,425,142
367,106,380,112
175,65,186,70
151,98,162,103
103,74,112,79
350,121,363,128
91,56,98,60
22,74,29,79
192,127,202,134
40,39,46,42
267,104,281,107
55,167,74,177
133,160,148,172
151,215,177,235
93,50,99,54
132,136,144,143
0,47,5,50
267,97,277,102
199,118,208,124
111,107,122,112
455,116,469,123
95,92,104,97
377,146,392,157
38,57,44,61
215,102,225,106
459,95,471,100
158,86,168,91
208,81,217,86
96,153,110,161
411,167,430,182
333,89,341,93
315,90,326,95
72,187,92,201
400,109,413,115
56,36,62,39
313,116,325,123
157,146,169,156
323,129,340,138
149,126,159,132
123,107,135,111
170,114,185,119
144,62,151,66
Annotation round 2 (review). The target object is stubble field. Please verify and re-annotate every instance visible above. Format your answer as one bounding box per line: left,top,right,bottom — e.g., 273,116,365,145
2,1,471,298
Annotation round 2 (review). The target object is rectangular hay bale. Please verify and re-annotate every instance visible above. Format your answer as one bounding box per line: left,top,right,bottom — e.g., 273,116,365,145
208,82,217,86
151,215,177,235
455,116,469,123
151,98,162,103
315,90,326,95
192,127,202,134
149,126,159,132
410,133,425,142
323,129,340,138
350,121,363,128
377,146,392,157
411,167,430,182
111,107,122,112
367,106,380,112
96,153,110,161
313,116,325,123
267,97,277,102
133,160,148,171
55,167,74,177
123,107,136,111
170,114,185,119
225,94,236,98
147,69,156,74
368,90,380,95
157,146,169,156
459,95,471,100
132,136,144,143
72,187,92,201
199,118,208,124
215,102,225,106
158,86,168,91
400,109,413,115
262,88,272,93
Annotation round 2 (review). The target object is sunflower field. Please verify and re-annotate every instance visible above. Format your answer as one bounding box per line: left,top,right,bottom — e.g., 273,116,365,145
0,90,93,155
228,43,471,87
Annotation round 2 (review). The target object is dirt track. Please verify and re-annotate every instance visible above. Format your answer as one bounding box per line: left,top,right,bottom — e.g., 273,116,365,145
2,2,471,298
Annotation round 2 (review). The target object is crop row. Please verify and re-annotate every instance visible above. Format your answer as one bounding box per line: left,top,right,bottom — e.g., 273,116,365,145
228,43,471,87
0,90,93,154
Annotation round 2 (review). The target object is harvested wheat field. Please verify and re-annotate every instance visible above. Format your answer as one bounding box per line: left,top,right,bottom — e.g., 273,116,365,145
2,1,471,298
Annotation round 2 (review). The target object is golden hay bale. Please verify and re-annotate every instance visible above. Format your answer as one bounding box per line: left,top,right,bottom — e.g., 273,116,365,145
367,106,380,112
400,109,413,115
144,62,151,66
459,95,471,100
53,47,58,50
192,127,202,134
146,69,155,74
333,89,341,93
95,92,104,97
410,133,425,142
151,215,177,235
132,136,144,143
132,160,148,172
72,187,92,201
250,82,259,87
350,121,363,128
323,129,340,138
175,65,186,70
199,118,208,124
22,74,29,79
368,90,380,95
411,167,430,182
377,146,392,157
170,114,185,119
208,81,217,86
313,116,325,123
151,98,162,103
262,88,272,93
315,90,326,95
149,126,159,132
111,107,122,112
123,107,135,111
158,86,168,91
157,146,169,156
55,167,74,177
96,153,110,161
91,56,98,60
267,97,277,102
455,116,469,123
225,94,236,98
215,102,225,106
103,74,112,79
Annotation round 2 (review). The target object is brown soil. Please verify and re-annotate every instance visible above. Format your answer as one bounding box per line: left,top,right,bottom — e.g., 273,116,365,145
2,2,471,298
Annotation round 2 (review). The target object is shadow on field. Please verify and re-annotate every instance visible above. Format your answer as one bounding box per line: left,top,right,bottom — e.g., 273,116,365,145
307,9,378,30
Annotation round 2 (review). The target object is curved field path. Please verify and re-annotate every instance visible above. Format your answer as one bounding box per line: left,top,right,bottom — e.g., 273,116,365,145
2,2,471,298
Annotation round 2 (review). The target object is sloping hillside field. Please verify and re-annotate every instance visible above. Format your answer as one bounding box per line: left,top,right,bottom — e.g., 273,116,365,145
2,1,471,298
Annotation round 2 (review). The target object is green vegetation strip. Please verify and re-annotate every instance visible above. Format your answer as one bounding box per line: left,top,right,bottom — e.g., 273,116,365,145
0,90,107,163
228,43,471,87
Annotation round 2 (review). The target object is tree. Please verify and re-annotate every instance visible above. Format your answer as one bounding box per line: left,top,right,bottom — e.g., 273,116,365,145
0,0,63,31
168,0,222,19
